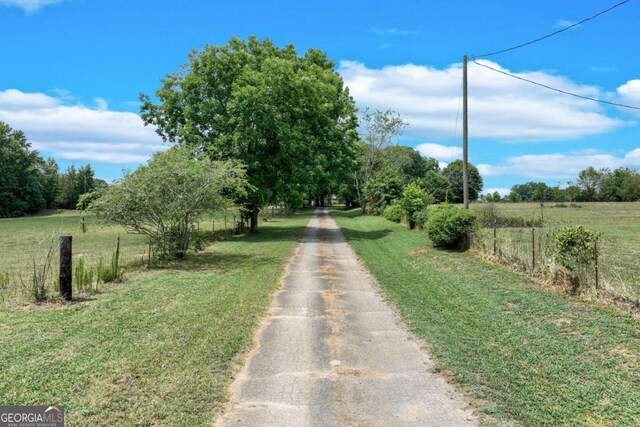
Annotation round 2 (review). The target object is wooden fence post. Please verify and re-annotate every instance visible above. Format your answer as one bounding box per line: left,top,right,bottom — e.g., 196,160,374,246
531,226,536,271
594,236,600,291
59,236,72,301
493,220,497,256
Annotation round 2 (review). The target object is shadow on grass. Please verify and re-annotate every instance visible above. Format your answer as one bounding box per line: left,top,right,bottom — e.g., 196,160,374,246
337,227,394,242
330,208,362,218
166,251,278,272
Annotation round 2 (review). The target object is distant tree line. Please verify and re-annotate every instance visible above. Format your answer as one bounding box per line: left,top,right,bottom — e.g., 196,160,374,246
481,166,640,203
0,121,106,217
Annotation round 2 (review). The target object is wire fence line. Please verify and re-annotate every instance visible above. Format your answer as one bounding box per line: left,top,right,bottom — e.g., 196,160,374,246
472,224,640,304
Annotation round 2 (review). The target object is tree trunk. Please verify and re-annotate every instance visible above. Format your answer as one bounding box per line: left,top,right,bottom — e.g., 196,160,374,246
250,204,259,234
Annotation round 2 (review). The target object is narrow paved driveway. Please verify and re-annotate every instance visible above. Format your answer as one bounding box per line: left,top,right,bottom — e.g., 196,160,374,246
216,209,477,426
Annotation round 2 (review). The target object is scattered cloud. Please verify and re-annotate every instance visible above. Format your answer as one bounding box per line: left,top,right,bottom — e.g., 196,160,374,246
477,148,640,179
415,143,462,161
554,19,580,29
379,43,392,50
369,28,420,36
484,188,511,197
94,98,108,111
590,66,618,73
0,89,163,164
0,0,64,13
616,79,640,116
339,60,626,142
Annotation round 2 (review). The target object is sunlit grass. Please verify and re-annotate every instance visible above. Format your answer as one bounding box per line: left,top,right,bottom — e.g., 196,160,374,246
333,208,640,426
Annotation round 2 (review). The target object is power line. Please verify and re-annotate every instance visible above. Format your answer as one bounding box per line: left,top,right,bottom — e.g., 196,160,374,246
472,59,640,110
474,0,631,59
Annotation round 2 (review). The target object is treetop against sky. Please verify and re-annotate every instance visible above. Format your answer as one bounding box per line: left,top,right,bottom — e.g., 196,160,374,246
1,0,639,194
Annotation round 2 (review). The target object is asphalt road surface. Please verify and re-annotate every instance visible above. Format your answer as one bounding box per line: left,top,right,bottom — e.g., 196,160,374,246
216,209,477,426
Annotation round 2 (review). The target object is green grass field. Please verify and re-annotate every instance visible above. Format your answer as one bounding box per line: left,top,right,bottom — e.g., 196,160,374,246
333,208,640,426
0,211,310,426
0,209,244,305
470,202,640,298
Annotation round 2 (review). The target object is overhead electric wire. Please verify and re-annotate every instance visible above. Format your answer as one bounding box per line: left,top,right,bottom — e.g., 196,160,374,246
472,59,640,111
474,0,631,58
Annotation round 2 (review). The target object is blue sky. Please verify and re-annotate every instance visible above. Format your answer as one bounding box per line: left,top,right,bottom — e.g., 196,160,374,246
1,0,639,195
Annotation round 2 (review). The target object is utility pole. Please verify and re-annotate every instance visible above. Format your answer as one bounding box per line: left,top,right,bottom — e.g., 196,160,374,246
462,55,470,209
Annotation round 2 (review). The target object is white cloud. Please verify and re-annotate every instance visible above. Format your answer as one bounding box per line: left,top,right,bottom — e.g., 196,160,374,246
0,89,163,164
415,143,462,161
0,0,63,13
554,19,580,29
339,60,625,142
590,66,618,73
484,188,511,197
370,28,419,36
617,79,640,116
477,148,640,179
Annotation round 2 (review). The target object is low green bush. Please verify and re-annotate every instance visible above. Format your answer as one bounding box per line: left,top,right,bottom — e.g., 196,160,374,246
383,204,404,223
427,204,477,249
413,210,428,230
551,225,598,293
551,226,597,272
400,183,433,229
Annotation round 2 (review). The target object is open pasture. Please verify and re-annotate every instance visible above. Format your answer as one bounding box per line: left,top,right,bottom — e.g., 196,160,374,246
0,209,242,304
471,202,640,298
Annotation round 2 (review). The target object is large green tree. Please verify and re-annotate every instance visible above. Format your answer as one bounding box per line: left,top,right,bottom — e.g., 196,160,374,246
140,36,359,232
383,145,438,184
422,170,451,203
442,160,483,203
0,122,45,217
40,158,60,209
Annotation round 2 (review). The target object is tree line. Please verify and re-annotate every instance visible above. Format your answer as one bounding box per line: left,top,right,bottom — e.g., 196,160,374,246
0,121,105,217
482,166,640,203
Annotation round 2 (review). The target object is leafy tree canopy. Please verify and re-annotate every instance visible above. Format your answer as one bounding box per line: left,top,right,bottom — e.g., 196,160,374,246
0,121,44,217
442,160,483,203
140,36,359,232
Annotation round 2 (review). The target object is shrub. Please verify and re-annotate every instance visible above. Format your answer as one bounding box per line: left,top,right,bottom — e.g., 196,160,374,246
427,204,477,249
383,204,404,223
551,226,598,293
413,209,428,230
551,226,597,272
400,182,433,229
96,250,123,285
191,229,208,253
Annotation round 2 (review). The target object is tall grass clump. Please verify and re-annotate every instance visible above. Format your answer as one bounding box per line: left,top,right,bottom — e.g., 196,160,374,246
74,256,95,293
19,236,56,302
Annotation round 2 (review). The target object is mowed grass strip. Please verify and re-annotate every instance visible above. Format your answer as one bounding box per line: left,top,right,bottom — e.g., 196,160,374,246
0,211,310,426
332,209,640,427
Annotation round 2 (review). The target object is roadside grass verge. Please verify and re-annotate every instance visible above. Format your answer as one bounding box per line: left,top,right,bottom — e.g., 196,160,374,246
0,211,310,426
332,208,640,427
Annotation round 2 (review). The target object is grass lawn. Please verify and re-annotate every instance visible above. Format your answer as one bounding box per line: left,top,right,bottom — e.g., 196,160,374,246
333,208,640,427
0,211,310,426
